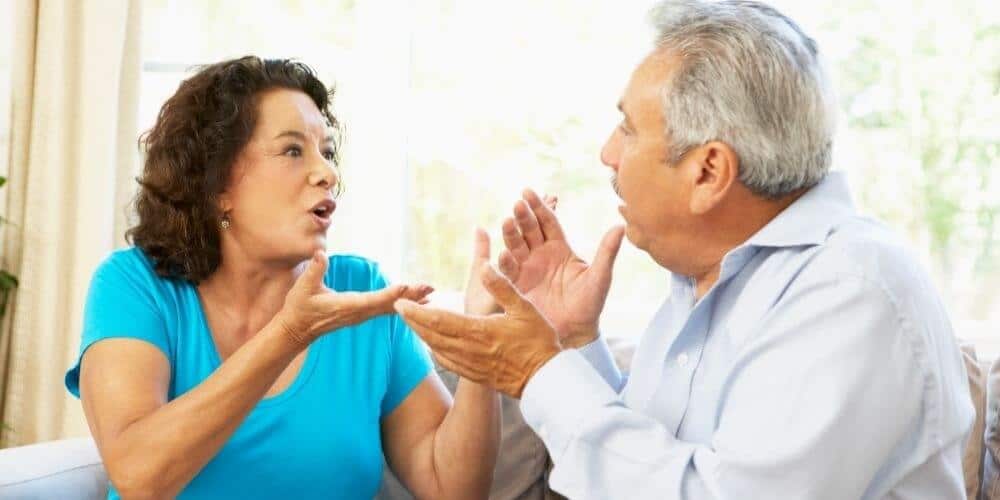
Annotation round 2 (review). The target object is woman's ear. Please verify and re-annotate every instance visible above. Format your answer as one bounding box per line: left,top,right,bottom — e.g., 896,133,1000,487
215,190,233,217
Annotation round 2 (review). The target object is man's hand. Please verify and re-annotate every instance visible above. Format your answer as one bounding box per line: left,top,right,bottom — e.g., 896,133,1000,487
395,264,562,399
464,196,558,317
498,189,625,348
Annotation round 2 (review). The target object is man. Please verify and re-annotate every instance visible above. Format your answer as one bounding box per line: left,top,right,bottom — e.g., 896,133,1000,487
395,1,974,498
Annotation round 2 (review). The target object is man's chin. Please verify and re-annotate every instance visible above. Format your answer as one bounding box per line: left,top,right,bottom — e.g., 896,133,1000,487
623,224,644,250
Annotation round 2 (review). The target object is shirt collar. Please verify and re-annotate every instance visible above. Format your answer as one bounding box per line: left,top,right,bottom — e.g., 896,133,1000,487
666,171,857,300
743,171,857,249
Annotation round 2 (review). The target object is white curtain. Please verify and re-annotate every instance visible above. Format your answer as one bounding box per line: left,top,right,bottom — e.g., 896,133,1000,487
0,0,142,447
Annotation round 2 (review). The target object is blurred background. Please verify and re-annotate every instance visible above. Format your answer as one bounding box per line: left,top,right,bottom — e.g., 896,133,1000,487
0,0,997,446
136,0,998,348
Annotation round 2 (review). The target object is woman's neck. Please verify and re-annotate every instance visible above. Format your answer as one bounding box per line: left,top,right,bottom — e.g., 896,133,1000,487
197,252,306,342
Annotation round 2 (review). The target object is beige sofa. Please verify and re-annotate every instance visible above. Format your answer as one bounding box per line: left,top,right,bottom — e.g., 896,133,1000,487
1,340,996,500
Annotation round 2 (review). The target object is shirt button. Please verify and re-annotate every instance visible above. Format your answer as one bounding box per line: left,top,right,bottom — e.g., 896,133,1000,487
677,353,689,367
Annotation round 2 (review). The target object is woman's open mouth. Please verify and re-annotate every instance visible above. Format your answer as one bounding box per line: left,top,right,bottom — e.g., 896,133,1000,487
310,199,336,230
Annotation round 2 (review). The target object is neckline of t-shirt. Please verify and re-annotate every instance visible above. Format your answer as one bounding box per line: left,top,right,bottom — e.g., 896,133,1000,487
190,285,321,407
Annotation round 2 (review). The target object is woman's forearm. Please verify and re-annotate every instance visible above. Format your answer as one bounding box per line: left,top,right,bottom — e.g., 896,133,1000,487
101,322,302,498
430,378,501,499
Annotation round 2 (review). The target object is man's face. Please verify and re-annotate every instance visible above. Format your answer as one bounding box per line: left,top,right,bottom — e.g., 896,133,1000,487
601,51,699,270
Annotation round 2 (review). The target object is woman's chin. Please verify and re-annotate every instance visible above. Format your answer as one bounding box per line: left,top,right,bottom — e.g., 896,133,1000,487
307,235,328,254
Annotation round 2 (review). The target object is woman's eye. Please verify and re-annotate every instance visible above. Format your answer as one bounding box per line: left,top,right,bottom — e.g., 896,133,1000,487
323,150,336,161
284,145,303,157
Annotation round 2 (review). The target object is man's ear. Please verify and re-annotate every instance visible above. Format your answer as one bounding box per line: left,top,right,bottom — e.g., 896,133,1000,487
686,141,739,215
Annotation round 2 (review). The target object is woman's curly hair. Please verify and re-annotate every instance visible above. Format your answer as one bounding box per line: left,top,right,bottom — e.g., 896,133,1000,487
127,56,342,283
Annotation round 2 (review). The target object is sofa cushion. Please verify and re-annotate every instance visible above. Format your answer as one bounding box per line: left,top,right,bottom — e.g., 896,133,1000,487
960,342,987,500
0,437,108,500
981,353,1000,500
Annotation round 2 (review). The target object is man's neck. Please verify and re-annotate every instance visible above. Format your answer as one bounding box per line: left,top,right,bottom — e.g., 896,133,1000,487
686,187,808,300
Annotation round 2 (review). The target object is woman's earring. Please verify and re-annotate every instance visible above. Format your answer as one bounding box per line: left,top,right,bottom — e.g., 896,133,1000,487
221,214,231,230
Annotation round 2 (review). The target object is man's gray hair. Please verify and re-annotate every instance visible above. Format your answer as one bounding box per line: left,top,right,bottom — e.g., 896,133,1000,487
650,0,836,198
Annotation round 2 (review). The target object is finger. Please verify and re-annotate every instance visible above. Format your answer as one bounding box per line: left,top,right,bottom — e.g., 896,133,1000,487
592,225,626,280
501,217,530,262
497,249,520,282
296,250,329,290
394,299,480,339
432,349,489,386
524,189,566,241
407,316,480,355
403,284,434,302
478,263,531,314
543,194,558,211
350,284,410,315
468,228,491,289
513,199,544,249
472,227,490,266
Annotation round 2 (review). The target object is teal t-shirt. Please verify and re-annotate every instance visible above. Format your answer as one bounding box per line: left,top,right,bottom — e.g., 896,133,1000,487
65,248,433,499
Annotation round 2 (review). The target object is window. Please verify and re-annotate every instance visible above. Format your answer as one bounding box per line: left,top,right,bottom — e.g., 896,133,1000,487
773,0,1000,353
141,0,999,351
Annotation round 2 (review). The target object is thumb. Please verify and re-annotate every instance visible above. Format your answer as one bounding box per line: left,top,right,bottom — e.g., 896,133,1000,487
296,250,329,290
471,227,490,268
591,225,625,280
479,262,530,314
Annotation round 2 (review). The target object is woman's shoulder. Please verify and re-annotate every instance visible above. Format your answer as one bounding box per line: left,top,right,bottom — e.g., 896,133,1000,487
98,246,154,271
92,246,187,297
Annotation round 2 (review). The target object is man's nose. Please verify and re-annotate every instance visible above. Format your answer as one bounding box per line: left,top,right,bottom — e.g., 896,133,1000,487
600,129,621,172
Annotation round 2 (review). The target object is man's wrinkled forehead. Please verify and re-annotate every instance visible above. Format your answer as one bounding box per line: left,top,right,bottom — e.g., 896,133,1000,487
618,52,676,124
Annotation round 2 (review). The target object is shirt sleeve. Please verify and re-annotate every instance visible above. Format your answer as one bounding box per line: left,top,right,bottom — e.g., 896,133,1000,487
519,272,941,499
372,265,433,417
65,251,172,398
576,337,626,392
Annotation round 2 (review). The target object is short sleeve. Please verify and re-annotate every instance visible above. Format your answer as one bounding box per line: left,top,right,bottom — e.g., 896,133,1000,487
370,265,433,417
65,249,173,398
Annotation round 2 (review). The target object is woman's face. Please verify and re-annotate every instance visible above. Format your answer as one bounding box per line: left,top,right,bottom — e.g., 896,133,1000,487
218,88,339,266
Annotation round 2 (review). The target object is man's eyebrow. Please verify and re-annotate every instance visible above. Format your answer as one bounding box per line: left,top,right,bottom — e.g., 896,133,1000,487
617,100,634,127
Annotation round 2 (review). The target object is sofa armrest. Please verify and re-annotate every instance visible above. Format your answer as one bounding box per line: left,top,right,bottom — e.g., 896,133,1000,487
0,437,108,500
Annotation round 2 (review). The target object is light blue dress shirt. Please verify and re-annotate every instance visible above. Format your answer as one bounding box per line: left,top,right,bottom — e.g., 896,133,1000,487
520,172,974,499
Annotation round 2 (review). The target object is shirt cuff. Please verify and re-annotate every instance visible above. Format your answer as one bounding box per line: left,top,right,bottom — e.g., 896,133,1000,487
520,349,620,459
576,337,624,391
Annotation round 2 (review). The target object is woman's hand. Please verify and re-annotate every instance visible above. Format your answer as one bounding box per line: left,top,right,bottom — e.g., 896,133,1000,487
277,251,433,345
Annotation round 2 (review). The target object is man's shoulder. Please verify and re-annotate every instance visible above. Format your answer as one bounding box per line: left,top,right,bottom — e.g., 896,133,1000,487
807,215,926,290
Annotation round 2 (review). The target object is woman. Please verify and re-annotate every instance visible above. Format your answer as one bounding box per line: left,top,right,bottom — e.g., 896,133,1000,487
64,56,500,499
